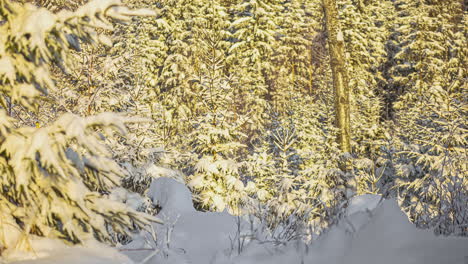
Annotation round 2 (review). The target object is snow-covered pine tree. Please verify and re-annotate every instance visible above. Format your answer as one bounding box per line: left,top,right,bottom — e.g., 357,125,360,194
0,0,160,252
336,0,395,194
155,0,203,126
94,2,172,193
284,96,346,230
271,0,315,111
243,92,351,234
94,0,206,194
227,0,283,139
388,0,467,235
186,2,250,213
245,120,314,229
117,0,204,153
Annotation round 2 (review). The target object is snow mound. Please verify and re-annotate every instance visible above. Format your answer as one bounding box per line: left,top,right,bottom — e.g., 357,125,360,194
219,195,468,264
147,177,195,214
341,199,468,264
346,194,382,216
123,179,468,264
301,197,468,264
345,194,382,232
9,182,467,264
122,177,238,264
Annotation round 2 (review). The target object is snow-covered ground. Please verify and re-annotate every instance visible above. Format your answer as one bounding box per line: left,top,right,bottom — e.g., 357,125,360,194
6,177,468,264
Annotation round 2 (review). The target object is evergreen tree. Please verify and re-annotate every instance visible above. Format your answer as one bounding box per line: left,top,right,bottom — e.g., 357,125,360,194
389,0,467,235
272,0,315,109
227,0,283,137
186,4,250,213
0,0,160,252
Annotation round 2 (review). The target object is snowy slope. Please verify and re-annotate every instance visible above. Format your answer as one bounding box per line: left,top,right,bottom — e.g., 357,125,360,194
303,198,468,264
120,177,468,264
121,177,238,264
6,177,468,264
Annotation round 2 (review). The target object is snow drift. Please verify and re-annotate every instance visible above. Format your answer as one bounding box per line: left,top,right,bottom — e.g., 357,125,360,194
7,177,468,264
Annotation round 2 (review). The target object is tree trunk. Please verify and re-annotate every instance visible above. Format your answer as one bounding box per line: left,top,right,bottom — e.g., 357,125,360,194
322,0,351,153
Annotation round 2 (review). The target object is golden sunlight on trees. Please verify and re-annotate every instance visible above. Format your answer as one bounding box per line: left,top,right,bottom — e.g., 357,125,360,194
0,0,466,260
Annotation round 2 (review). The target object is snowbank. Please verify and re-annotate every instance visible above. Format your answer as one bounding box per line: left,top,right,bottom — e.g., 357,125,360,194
6,177,468,264
123,178,467,264
121,177,238,264
303,197,468,264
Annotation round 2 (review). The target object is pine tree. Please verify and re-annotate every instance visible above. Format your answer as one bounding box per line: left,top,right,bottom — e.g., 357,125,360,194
335,0,395,195
388,0,467,235
272,0,315,110
185,2,250,213
0,0,160,252
227,0,283,138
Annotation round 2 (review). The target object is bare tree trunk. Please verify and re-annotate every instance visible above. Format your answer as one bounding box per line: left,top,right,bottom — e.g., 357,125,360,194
322,0,351,153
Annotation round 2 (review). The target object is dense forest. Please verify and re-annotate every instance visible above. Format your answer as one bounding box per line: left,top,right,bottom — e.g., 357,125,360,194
0,0,466,261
